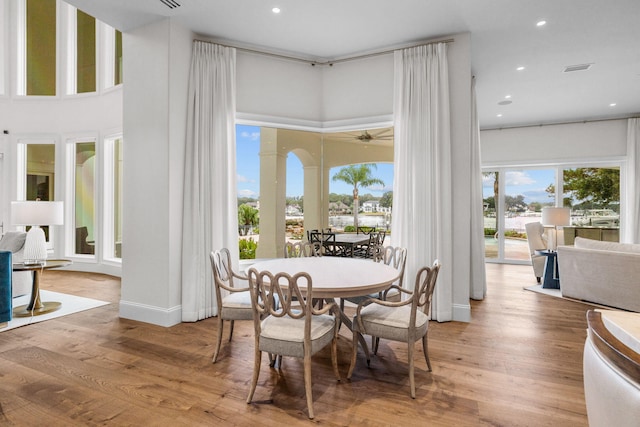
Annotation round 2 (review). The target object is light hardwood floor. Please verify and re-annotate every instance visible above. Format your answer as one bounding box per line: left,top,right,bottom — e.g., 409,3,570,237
0,264,590,426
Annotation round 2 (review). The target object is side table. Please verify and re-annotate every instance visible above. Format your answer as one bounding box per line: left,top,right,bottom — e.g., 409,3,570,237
535,250,560,289
12,259,72,317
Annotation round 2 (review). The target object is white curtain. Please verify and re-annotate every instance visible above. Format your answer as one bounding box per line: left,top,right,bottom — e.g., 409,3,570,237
470,77,487,299
624,118,640,243
392,43,453,321
181,41,238,322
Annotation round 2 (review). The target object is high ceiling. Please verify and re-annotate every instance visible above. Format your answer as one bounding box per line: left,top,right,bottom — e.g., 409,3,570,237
65,0,640,129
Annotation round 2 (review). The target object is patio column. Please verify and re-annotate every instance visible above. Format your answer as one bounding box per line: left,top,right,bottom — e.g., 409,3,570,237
256,128,286,258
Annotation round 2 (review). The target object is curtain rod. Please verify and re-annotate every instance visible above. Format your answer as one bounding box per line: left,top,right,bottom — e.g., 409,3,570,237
194,38,455,66
482,115,640,131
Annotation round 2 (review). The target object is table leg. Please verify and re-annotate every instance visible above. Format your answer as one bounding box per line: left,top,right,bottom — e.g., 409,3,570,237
327,298,371,362
13,269,61,317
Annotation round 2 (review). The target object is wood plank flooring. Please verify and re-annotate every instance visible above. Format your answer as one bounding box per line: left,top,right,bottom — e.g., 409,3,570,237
0,265,591,426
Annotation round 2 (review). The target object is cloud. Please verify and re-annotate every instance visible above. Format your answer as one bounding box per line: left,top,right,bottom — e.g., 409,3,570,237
505,171,535,186
365,184,388,193
240,131,260,141
238,189,257,198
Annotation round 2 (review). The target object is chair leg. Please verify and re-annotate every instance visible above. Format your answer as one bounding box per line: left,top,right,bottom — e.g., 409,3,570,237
422,335,432,372
228,319,235,342
212,317,224,363
331,335,341,382
303,353,314,419
372,336,379,355
347,329,359,379
408,341,416,399
247,347,262,404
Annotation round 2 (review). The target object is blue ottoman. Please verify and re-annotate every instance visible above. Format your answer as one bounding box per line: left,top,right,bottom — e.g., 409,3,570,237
0,251,12,324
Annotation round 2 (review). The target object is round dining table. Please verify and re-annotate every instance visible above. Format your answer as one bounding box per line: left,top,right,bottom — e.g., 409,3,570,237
249,256,400,299
248,256,400,358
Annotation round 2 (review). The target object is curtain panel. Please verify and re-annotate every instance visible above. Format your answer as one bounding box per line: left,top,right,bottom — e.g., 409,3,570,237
392,43,453,321
470,76,487,299
625,118,640,244
181,41,238,322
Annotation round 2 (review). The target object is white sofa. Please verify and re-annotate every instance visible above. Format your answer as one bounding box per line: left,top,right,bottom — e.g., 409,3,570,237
0,232,33,298
557,237,640,312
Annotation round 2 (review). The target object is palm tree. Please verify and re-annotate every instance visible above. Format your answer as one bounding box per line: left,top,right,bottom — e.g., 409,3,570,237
238,204,259,235
332,164,385,230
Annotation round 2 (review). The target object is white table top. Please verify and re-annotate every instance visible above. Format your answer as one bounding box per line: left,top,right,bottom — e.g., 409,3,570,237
249,257,399,298
331,234,371,245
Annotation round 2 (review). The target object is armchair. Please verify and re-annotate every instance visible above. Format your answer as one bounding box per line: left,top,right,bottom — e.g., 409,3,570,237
524,222,548,283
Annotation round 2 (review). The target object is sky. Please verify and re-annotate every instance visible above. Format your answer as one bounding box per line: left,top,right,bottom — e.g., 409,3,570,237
236,124,394,199
482,169,556,205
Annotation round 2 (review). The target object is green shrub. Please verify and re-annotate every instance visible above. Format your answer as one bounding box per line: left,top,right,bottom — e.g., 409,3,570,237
344,225,355,232
484,228,496,236
239,238,257,259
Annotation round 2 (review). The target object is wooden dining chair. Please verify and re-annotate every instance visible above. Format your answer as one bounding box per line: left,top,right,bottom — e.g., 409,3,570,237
284,241,320,258
340,246,407,352
210,248,253,363
246,268,341,419
347,260,441,398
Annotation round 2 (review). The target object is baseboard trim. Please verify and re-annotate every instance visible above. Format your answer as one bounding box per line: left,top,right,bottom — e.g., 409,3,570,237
453,303,471,322
119,300,182,327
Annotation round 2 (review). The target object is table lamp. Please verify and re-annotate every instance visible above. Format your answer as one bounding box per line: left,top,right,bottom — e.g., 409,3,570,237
11,201,64,265
542,207,571,250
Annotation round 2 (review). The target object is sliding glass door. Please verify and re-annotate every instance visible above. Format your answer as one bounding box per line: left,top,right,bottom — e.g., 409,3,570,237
484,164,621,263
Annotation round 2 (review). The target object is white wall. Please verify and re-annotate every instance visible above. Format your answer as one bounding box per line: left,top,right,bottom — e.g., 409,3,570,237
236,52,323,126
120,19,191,327
481,119,628,166
321,54,394,124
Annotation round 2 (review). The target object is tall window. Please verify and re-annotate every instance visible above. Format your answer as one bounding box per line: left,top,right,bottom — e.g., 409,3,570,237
76,10,96,93
104,136,123,259
73,141,96,256
114,30,122,86
26,0,56,96
18,141,56,242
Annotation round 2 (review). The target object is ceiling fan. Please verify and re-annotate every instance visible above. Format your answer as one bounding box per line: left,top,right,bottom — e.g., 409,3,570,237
332,127,394,143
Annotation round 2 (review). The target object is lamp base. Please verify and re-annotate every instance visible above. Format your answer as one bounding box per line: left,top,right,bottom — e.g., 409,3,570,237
23,226,48,265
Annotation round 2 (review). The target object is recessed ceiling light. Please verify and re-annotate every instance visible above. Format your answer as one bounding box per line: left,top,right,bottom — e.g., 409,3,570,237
272,7,281,13
516,66,525,71
505,95,512,99
610,103,617,107
497,114,503,118
536,20,547,27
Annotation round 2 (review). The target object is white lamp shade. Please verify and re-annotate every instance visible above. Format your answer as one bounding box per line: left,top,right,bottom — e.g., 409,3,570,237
541,207,571,227
11,201,64,226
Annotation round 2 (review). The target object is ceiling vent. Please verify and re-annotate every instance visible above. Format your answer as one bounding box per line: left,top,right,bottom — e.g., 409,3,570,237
159,0,181,9
563,63,593,73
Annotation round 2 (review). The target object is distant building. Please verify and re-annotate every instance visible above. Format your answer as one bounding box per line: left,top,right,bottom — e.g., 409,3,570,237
362,200,380,213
